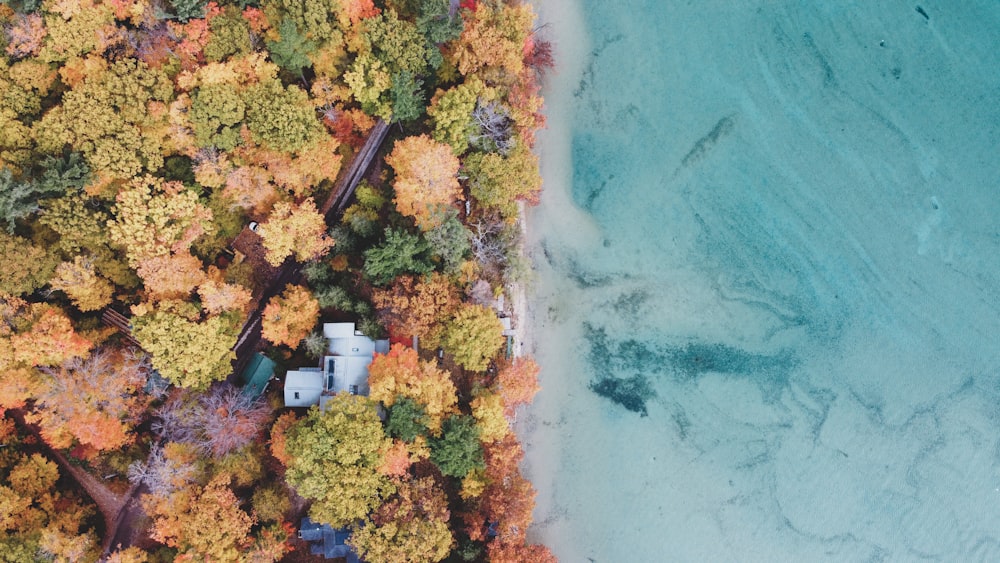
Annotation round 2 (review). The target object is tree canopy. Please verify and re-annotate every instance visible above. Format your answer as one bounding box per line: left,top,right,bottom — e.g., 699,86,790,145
285,394,394,527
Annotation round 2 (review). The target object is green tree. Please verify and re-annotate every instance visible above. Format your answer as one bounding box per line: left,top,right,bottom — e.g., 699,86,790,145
168,0,207,21
204,7,253,62
429,415,484,478
243,79,323,153
416,0,463,45
132,311,237,390
441,304,503,372
267,19,316,77
363,228,433,286
389,71,424,123
33,150,90,195
190,85,246,151
425,208,471,273
285,394,394,527
385,396,429,442
0,167,42,231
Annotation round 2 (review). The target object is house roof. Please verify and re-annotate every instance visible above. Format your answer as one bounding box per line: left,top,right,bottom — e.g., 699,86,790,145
298,518,360,562
239,353,275,398
284,322,389,409
284,370,324,407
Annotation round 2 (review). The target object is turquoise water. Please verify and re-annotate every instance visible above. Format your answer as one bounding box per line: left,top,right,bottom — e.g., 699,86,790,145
526,1,1000,560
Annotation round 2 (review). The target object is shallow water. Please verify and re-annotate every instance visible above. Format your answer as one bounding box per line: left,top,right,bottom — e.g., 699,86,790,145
524,1,1000,560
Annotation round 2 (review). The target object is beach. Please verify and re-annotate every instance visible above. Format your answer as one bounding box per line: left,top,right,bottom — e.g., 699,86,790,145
521,1,1000,560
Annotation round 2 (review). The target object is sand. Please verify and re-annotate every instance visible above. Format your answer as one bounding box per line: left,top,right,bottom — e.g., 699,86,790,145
521,1,1000,560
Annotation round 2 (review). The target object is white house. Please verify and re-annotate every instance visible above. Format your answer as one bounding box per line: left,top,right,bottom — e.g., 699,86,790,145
283,323,390,409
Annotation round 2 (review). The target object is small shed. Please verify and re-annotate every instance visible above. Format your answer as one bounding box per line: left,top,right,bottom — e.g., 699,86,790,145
284,369,324,407
240,353,276,398
298,518,360,562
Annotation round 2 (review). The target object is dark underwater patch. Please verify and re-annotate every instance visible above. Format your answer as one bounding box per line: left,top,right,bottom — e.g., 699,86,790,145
589,375,654,417
582,323,798,412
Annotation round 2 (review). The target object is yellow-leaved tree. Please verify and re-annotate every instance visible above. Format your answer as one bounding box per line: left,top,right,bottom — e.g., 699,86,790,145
385,135,461,231
131,310,237,390
258,197,333,266
49,256,115,312
107,175,214,268
441,304,504,372
349,476,454,563
284,394,394,527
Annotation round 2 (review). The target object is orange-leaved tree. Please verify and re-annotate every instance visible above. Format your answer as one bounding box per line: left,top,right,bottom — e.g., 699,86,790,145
371,273,460,348
28,347,153,453
145,475,255,561
261,284,319,348
493,356,540,418
367,343,458,433
385,134,461,231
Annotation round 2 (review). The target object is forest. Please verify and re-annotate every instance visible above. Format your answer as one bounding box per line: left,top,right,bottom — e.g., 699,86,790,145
0,0,555,560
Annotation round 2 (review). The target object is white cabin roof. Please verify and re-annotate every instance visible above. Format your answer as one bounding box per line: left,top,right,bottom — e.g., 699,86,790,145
284,370,324,407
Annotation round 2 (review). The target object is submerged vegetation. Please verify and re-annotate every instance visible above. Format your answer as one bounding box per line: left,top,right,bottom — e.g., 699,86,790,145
0,0,555,560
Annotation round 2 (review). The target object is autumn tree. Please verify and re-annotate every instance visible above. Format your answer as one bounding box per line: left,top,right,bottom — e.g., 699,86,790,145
429,415,484,478
463,433,537,544
242,79,323,153
487,541,558,563
49,255,115,312
441,304,503,372
189,83,246,150
493,356,540,417
153,384,271,457
385,135,461,231
28,347,153,452
268,410,299,466
0,446,100,562
132,310,237,390
136,251,208,301
284,394,394,527
197,278,252,315
258,197,333,266
204,6,253,62
464,144,541,220
0,231,58,296
426,78,488,155
371,273,459,346
451,2,533,84
145,476,255,561
32,58,173,178
107,175,214,268
261,284,319,348
367,343,457,433
7,302,92,367
349,476,454,563
471,391,508,443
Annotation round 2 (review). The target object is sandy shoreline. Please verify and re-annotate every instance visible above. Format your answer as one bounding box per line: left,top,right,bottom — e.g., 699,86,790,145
514,0,592,553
